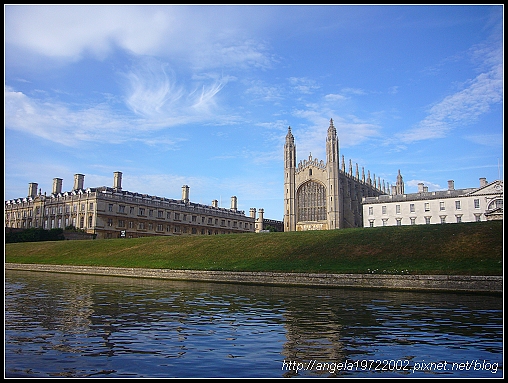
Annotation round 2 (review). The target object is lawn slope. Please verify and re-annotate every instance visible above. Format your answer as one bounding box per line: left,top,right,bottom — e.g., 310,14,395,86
5,220,503,275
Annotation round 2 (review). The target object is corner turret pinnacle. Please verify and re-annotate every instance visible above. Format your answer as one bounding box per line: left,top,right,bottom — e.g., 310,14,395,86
285,126,294,145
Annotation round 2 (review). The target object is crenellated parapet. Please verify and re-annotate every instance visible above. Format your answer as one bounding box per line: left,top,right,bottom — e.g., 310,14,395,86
296,153,326,173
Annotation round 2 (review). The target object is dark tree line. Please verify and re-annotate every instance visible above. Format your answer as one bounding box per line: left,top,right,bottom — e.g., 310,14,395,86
5,228,65,243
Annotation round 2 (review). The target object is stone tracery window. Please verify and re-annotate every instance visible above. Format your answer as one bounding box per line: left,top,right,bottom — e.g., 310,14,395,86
297,181,326,221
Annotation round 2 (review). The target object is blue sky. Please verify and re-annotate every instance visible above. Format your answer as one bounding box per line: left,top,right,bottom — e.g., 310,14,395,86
4,5,504,221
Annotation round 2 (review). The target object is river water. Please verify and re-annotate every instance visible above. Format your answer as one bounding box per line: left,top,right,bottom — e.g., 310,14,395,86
4,270,503,378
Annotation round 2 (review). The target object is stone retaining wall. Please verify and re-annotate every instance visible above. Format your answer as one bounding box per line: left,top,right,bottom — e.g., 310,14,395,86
5,263,502,294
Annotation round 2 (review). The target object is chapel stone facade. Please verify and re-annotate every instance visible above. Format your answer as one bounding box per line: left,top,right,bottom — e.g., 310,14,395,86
283,119,387,231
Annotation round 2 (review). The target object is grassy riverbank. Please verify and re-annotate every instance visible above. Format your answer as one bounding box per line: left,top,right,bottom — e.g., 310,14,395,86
5,220,503,275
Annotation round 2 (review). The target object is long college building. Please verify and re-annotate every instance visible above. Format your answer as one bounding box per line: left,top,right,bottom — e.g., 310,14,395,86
5,172,271,239
284,119,389,231
362,178,503,227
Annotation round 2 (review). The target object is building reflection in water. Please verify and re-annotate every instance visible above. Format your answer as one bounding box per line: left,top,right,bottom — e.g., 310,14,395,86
5,270,503,378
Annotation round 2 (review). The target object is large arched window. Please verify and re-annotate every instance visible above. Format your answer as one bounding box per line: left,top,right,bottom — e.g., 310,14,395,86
297,181,327,221
488,199,503,210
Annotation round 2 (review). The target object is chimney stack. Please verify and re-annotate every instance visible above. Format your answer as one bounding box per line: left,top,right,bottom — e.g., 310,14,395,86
250,208,256,219
479,177,488,187
52,178,63,194
212,199,218,208
74,174,85,190
28,182,38,198
231,196,237,211
182,185,189,203
418,183,424,193
113,171,122,190
448,180,454,190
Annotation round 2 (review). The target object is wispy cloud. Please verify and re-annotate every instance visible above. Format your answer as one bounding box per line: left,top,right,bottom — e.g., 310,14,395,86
396,41,502,144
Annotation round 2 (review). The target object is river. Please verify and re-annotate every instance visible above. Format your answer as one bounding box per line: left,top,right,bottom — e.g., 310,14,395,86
4,269,503,378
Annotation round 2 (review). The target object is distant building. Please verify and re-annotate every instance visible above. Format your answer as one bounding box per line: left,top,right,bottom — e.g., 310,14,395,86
5,172,277,239
283,119,387,231
362,178,503,227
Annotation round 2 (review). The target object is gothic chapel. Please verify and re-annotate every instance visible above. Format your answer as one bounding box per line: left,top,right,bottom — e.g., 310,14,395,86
283,119,387,231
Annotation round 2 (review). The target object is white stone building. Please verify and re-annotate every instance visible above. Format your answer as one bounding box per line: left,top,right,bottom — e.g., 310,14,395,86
362,178,503,227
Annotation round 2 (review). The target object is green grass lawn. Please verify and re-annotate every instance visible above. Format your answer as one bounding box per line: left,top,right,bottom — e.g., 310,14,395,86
5,220,503,275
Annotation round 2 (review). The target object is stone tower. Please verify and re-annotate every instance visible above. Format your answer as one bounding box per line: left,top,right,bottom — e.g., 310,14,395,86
284,126,297,231
325,119,340,229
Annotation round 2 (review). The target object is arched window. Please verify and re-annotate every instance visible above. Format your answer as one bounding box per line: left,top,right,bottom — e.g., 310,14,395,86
297,181,327,221
488,199,503,210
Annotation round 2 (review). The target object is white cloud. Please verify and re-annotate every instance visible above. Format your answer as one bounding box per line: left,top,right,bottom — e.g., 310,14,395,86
397,44,502,144
5,5,273,71
464,134,503,148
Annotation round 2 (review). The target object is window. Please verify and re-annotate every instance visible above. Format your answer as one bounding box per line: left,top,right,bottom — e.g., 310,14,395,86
410,204,415,213
157,224,163,231
158,210,164,218
382,206,387,214
89,203,93,210
456,215,462,223
440,201,445,211
119,205,126,213
167,212,171,219
192,215,197,222
118,220,125,227
424,203,430,212
149,209,153,217
297,181,326,221
175,213,180,220
130,207,135,214
396,219,401,226
455,200,461,210
88,216,92,227
369,221,374,227
368,206,373,215
487,199,503,210
396,205,401,214
148,223,153,230
474,199,480,209
108,204,113,212
440,216,446,224
475,214,481,222
139,208,145,216
425,217,431,224
129,221,134,228
382,219,388,226
107,218,113,227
